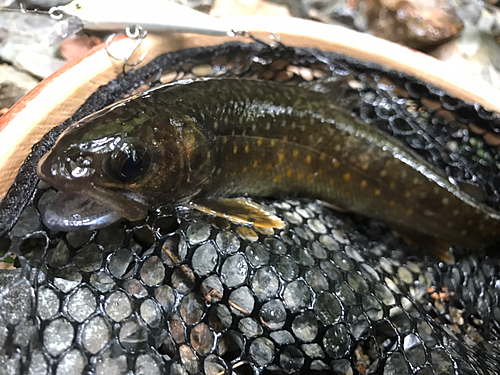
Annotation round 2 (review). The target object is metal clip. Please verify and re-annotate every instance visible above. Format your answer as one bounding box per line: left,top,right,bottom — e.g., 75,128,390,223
105,25,148,74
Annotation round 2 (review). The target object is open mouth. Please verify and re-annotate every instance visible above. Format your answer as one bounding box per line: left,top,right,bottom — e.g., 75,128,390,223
41,191,123,231
41,186,149,232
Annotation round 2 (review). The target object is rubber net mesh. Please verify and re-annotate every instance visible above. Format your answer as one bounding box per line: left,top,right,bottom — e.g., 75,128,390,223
0,42,499,375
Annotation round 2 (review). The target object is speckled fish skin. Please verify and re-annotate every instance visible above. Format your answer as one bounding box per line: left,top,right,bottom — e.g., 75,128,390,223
37,78,500,248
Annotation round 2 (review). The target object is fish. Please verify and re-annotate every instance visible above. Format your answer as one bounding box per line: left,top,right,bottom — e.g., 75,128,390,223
37,77,500,249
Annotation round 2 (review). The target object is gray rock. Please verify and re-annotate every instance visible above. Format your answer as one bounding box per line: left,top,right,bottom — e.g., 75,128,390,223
0,64,39,108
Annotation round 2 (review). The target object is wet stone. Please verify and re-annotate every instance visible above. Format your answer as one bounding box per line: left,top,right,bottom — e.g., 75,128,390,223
192,242,218,276
90,271,115,293
56,349,86,375
280,345,305,372
27,351,48,375
53,267,82,293
307,218,327,234
208,304,232,332
331,359,353,375
75,243,102,272
333,252,354,271
305,268,329,292
270,330,295,345
179,344,199,374
331,229,351,245
310,241,328,259
264,238,287,255
0,354,20,375
201,274,224,303
301,343,324,358
320,260,342,281
47,241,70,268
283,211,303,225
140,256,165,286
96,224,126,251
1,280,32,325
319,234,340,251
65,231,92,248
347,272,369,294
238,317,263,338
124,279,148,298
362,295,384,321
431,348,454,374
249,337,275,367
0,324,7,348
135,353,162,375
316,292,343,326
229,286,254,316
284,280,313,312
398,267,414,284
180,292,205,325
67,286,96,322
220,254,248,288
291,246,315,266
204,354,226,375
252,267,279,301
119,318,148,351
10,206,40,237
186,221,211,243
13,321,36,348
37,286,60,320
403,334,426,368
374,283,396,305
384,352,410,375
417,320,437,346
95,351,127,374
161,234,187,265
82,315,111,354
336,282,357,307
171,266,195,294
105,291,132,322
292,311,319,342
275,255,300,281
260,299,287,330
43,318,74,356
155,285,175,311
215,231,240,254
245,243,270,267
140,299,162,327
323,324,350,358
108,248,135,279
190,323,213,355
168,315,186,344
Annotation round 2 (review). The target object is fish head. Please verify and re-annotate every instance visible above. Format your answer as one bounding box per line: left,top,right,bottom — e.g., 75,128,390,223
37,100,197,230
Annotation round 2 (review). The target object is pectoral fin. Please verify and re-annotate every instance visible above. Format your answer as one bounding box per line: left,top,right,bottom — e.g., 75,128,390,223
189,198,286,229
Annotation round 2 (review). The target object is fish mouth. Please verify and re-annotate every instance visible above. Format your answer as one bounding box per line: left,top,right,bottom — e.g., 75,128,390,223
41,185,150,232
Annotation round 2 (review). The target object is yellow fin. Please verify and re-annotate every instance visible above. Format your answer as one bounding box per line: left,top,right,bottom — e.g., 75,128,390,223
189,198,286,229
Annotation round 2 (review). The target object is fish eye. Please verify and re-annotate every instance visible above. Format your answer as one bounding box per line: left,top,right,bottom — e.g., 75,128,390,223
107,139,151,183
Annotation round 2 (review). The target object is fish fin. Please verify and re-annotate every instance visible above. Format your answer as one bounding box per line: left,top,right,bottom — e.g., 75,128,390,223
318,199,348,213
189,198,286,229
393,227,455,263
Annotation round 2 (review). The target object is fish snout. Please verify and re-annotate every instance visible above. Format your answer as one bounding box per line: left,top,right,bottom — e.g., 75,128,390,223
37,150,95,189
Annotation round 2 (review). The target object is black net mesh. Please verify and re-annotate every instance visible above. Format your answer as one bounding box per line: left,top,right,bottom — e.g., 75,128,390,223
0,41,499,375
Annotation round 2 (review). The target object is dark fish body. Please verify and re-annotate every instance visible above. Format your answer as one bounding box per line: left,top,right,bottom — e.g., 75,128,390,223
37,78,500,248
